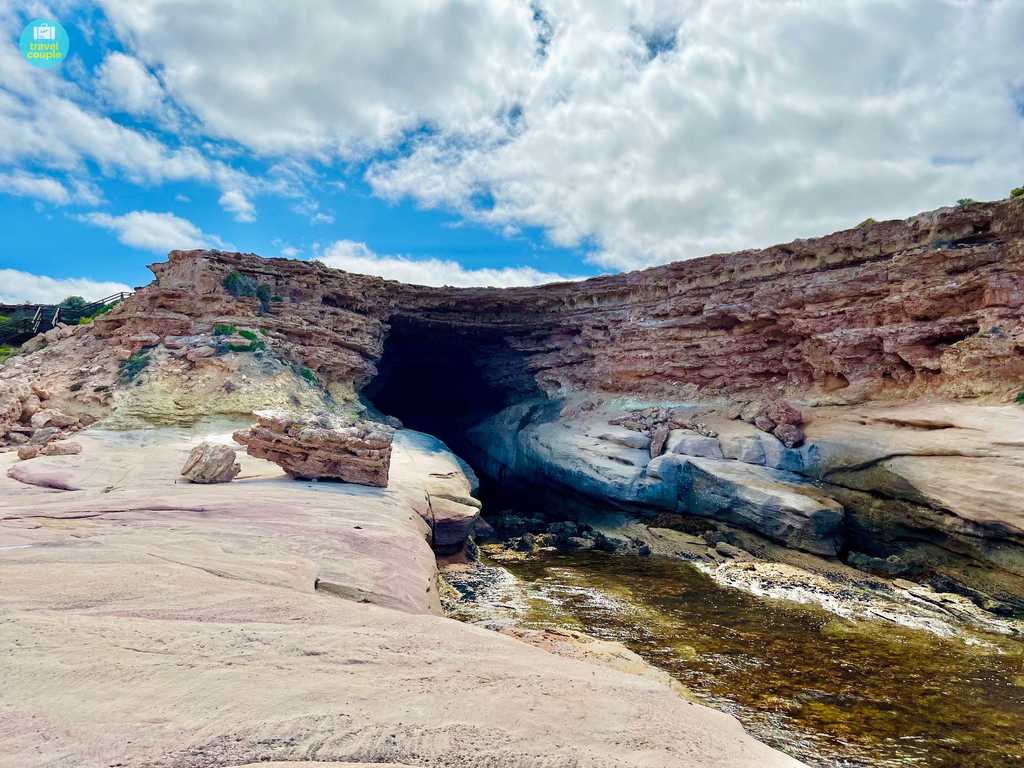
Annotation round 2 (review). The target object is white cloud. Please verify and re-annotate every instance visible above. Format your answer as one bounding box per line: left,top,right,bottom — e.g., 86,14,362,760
96,0,1024,271
100,0,538,156
76,210,222,253
218,189,255,222
318,240,577,287
365,0,1024,269
0,269,132,305
96,52,167,117
0,171,71,205
0,170,102,206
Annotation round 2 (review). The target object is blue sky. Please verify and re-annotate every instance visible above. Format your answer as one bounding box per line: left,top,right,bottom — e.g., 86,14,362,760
2,1,1023,302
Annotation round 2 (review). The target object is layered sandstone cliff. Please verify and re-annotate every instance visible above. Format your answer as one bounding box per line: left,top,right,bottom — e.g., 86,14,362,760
2,198,1023,617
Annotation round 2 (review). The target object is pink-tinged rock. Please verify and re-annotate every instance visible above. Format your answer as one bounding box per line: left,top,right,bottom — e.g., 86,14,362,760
29,427,60,445
773,422,805,449
6,462,81,490
30,383,51,400
181,442,241,484
20,394,42,420
233,411,393,487
425,484,482,555
185,345,216,361
30,408,77,429
17,445,39,460
41,441,82,456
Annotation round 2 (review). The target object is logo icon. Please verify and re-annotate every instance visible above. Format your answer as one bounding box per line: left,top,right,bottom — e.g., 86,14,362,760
19,19,69,69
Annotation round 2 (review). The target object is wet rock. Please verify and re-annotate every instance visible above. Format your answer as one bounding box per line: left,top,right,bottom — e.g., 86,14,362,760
181,442,241,484
233,411,393,487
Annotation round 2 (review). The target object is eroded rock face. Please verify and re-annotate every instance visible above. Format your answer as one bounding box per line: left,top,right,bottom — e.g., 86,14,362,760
180,442,241,483
233,411,393,486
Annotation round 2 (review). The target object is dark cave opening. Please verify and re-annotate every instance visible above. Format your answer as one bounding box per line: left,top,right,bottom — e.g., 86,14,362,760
362,316,541,456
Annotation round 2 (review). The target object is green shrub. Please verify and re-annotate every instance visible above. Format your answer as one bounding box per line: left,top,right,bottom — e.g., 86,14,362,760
299,366,318,386
79,316,93,325
0,315,9,325
271,295,284,303
1012,187,1024,199
256,284,272,312
259,328,270,336
223,270,257,298
119,351,151,381
238,329,259,342
59,295,87,311
858,217,876,227
213,323,237,336
957,198,976,207
1016,390,1024,405
227,341,265,353
0,346,15,364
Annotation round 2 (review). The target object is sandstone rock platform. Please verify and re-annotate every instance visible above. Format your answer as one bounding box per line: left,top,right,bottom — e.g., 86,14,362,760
0,422,801,768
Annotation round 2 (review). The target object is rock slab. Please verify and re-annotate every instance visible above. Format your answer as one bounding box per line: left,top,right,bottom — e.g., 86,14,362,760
234,411,393,487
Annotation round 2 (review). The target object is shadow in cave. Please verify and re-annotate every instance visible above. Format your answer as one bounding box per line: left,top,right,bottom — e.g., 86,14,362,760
362,315,542,458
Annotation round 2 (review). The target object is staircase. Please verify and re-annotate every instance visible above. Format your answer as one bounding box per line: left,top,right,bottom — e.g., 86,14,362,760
0,292,132,347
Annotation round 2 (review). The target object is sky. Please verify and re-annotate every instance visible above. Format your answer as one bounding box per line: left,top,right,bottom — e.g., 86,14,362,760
1,0,1023,304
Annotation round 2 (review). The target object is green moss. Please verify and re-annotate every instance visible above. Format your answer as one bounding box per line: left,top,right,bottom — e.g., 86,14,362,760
119,351,151,381
299,366,318,386
238,329,259,342
858,217,876,227
259,328,270,336
0,345,15,364
213,323,236,336
1016,390,1024,405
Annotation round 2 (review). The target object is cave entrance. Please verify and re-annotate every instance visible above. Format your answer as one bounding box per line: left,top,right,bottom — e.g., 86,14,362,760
362,316,539,454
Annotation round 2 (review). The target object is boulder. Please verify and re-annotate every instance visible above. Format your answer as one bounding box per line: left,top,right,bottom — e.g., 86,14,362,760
30,409,77,429
16,445,39,460
29,427,60,445
426,494,481,554
41,441,82,456
180,442,241,484
668,432,724,459
233,411,393,487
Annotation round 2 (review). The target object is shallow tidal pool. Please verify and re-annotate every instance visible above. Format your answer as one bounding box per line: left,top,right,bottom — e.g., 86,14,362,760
494,550,1024,768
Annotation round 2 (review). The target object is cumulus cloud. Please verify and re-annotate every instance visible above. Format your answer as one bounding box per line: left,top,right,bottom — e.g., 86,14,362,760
96,52,168,117
0,269,132,305
318,240,577,287
76,210,222,253
100,0,538,156
218,189,255,222
95,0,1024,271
367,0,1024,269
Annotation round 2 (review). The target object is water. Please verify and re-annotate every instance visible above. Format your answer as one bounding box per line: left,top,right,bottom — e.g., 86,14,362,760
491,550,1024,768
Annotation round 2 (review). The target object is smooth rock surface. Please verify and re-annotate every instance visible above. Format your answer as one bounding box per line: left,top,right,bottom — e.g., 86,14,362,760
0,424,801,768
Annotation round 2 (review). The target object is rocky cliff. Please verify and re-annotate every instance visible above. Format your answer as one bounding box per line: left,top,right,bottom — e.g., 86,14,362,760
2,197,1024,618
80,197,1024,406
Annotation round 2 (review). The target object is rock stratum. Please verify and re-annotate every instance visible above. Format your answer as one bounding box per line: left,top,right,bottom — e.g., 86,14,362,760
2,198,1024,765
